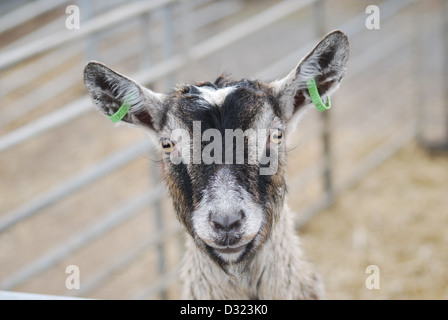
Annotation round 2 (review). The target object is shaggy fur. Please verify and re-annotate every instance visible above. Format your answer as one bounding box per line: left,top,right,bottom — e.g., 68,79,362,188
182,204,324,299
84,30,349,300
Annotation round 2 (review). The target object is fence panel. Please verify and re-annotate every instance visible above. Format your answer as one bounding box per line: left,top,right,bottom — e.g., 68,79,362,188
0,0,444,299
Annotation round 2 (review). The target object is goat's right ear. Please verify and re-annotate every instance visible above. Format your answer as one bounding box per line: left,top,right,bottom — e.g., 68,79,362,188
83,61,166,131
271,30,349,121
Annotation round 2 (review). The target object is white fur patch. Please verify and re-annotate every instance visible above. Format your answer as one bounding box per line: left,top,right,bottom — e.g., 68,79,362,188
196,86,234,107
191,167,263,262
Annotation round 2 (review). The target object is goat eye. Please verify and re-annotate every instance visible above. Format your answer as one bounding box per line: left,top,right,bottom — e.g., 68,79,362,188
270,129,284,144
161,139,174,152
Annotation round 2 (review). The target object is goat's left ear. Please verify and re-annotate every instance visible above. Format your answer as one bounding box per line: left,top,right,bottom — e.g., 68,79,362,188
271,30,349,120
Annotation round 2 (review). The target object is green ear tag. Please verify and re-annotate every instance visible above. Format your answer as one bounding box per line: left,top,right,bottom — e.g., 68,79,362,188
307,78,331,112
108,97,132,123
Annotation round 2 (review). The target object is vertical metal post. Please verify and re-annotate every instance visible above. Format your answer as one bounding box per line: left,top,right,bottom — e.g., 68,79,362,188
151,150,166,300
442,0,448,146
412,0,425,145
162,2,176,89
140,11,152,70
179,0,194,53
78,0,97,60
148,2,178,300
139,2,166,300
419,0,448,151
312,0,334,205
172,0,193,276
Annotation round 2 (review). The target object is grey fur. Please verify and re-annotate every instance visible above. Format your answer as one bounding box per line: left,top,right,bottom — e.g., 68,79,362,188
181,203,325,299
83,30,349,300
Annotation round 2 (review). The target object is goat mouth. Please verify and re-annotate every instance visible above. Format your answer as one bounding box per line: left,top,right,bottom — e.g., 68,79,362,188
213,244,247,254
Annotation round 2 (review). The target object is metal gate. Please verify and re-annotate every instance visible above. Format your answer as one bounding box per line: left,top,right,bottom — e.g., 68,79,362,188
0,0,446,299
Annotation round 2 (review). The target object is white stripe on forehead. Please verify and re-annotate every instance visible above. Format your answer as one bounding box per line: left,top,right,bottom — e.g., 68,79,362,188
196,86,234,107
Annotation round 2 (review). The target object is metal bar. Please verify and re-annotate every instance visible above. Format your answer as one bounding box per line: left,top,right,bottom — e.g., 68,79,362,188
78,0,97,61
139,11,152,70
414,0,448,150
190,1,242,31
293,37,418,228
133,0,316,85
412,1,425,145
0,185,166,290
0,0,316,152
0,0,176,71
152,3,177,299
312,0,334,206
187,0,315,63
177,0,193,69
443,0,448,144
0,0,69,34
0,140,153,233
256,0,415,80
2,17,66,51
341,0,417,39
1,0,241,106
0,43,78,100
2,20,149,117
338,125,416,197
296,122,416,228
290,67,412,195
291,31,414,221
161,3,176,88
151,151,167,300
261,0,415,192
132,267,181,300
0,290,89,300
72,224,182,297
1,68,82,127
0,96,91,153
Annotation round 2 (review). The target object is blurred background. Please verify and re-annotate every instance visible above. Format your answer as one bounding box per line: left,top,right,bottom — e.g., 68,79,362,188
0,0,447,299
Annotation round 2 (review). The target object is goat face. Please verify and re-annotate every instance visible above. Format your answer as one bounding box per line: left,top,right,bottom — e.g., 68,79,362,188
159,78,288,265
84,31,349,267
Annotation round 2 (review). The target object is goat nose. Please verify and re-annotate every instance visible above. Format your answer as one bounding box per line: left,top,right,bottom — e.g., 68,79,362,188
211,210,245,235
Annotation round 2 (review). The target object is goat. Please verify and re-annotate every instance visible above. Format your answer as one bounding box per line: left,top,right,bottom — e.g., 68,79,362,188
83,30,349,299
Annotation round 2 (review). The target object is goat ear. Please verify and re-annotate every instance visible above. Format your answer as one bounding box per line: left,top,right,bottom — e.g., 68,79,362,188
271,30,349,120
83,61,166,131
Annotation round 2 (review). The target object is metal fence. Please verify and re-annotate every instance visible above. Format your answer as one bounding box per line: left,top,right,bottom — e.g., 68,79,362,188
0,0,446,299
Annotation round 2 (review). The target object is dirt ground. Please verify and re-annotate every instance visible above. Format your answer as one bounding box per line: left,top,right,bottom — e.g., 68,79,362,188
300,142,448,300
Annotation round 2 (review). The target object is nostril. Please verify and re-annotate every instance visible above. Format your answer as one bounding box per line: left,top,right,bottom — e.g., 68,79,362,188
228,219,241,232
212,220,226,231
210,210,245,234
